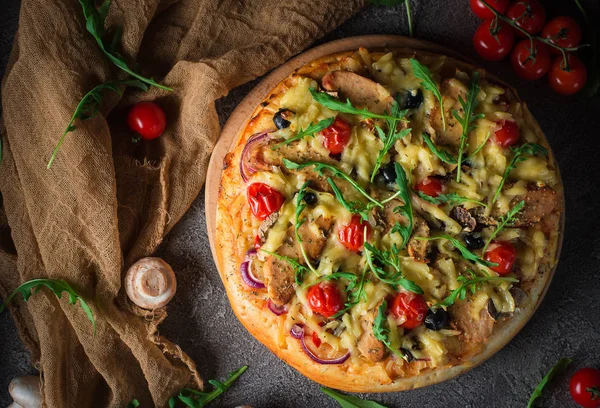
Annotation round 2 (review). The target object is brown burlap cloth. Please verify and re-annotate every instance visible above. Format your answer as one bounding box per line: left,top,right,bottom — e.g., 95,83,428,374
0,0,367,406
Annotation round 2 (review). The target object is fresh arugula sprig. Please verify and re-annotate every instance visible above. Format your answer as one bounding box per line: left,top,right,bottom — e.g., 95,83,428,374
527,358,572,408
416,235,498,268
274,117,335,148
48,79,148,168
373,300,408,361
0,278,96,334
310,268,367,319
328,178,378,222
389,163,414,251
168,366,248,408
79,0,171,91
309,88,408,122
453,72,485,183
364,242,423,294
437,273,518,308
410,59,445,130
295,182,319,274
493,143,548,202
422,131,491,167
417,191,487,208
321,386,387,408
260,249,311,285
126,400,140,408
482,200,525,253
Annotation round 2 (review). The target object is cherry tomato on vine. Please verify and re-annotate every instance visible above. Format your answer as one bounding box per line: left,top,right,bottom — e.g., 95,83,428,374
473,19,515,61
484,241,516,275
390,292,428,329
338,215,370,251
506,0,547,36
415,177,444,198
493,120,520,147
247,183,285,220
127,102,167,140
511,39,551,80
548,54,588,96
542,16,583,55
470,0,509,20
306,282,344,318
321,117,351,154
570,368,600,408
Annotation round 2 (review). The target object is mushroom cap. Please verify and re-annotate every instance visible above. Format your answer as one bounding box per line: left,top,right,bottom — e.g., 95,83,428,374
125,257,176,309
9,376,41,408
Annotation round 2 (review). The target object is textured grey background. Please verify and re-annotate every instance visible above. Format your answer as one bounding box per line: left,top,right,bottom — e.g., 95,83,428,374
1,1,600,407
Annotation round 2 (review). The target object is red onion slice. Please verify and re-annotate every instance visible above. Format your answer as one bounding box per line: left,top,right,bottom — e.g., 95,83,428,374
240,130,274,183
240,249,265,289
268,299,288,316
289,324,350,365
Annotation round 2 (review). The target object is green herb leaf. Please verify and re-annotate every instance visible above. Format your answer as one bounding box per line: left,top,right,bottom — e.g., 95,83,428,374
372,300,407,360
48,79,148,168
274,117,335,147
364,242,423,294
260,249,310,285
0,278,96,334
493,143,548,202
467,131,492,159
422,132,457,164
332,266,369,318
389,162,413,251
527,358,572,408
126,400,140,408
416,235,498,268
321,387,388,408
328,178,378,222
438,274,518,307
410,59,445,130
173,366,248,408
294,182,319,275
482,200,525,253
417,191,487,208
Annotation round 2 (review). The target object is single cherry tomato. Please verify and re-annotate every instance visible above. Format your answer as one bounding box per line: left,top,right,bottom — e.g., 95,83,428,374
484,241,517,275
337,215,370,252
247,183,285,221
570,368,600,408
507,0,547,36
127,102,167,140
470,0,509,19
494,120,520,147
548,54,588,96
306,282,344,318
542,16,583,55
415,177,444,198
511,40,551,80
321,117,351,154
390,292,428,329
473,20,515,61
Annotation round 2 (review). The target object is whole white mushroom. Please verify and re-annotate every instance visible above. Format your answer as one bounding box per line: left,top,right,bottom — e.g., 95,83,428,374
8,376,41,408
125,257,177,309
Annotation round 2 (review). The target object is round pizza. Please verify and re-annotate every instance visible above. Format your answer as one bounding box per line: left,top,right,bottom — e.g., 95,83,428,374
215,47,563,392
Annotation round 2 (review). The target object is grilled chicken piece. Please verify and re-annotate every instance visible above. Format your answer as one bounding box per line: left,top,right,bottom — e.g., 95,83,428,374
378,199,409,233
357,309,386,362
408,214,430,262
429,78,469,147
296,215,333,259
511,185,559,226
322,71,394,115
450,206,477,232
449,298,495,343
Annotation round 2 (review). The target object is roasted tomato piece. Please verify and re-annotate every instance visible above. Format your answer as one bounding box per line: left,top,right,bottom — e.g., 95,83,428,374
390,292,428,329
247,183,285,220
338,215,370,251
321,117,351,154
415,177,444,198
494,120,520,147
306,282,344,318
484,241,517,275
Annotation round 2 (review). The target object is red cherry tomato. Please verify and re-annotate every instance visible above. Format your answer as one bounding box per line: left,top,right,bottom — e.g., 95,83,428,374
511,40,551,80
484,241,516,275
390,292,428,329
311,331,322,348
247,183,285,221
127,102,167,140
493,120,520,147
548,54,588,96
542,16,583,55
415,177,444,198
570,368,600,408
338,215,370,252
321,117,351,154
507,0,547,36
470,0,509,19
306,282,344,318
473,20,515,61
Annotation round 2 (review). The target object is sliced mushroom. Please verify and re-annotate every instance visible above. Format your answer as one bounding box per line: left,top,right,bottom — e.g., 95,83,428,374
450,206,477,233
321,71,394,115
408,214,430,263
257,211,280,244
9,376,41,408
125,257,177,309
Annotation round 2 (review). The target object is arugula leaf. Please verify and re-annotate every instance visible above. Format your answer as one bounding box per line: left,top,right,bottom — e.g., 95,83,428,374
438,274,518,308
373,300,407,360
260,249,311,285
170,366,248,408
294,182,319,274
321,387,388,408
48,79,148,168
422,132,457,164
467,131,492,159
389,162,413,251
453,72,485,182
416,235,498,268
78,0,171,91
274,117,335,148
328,178,377,222
482,200,525,253
364,242,423,294
126,400,140,408
333,266,369,319
0,278,96,334
417,191,487,208
527,358,572,408
493,143,548,202
410,59,446,130
309,88,408,122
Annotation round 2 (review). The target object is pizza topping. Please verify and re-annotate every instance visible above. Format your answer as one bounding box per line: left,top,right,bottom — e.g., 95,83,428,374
390,291,428,329
493,143,548,202
511,185,558,226
450,206,477,233
247,183,285,220
449,297,496,343
306,282,344,318
321,71,394,115
273,108,293,129
493,120,520,147
267,299,288,316
424,307,449,331
484,241,517,275
240,249,265,289
415,177,444,198
402,89,424,110
290,324,351,365
407,214,430,263
263,252,297,306
321,117,351,154
357,308,387,362
463,233,485,250
337,215,370,251
240,130,274,182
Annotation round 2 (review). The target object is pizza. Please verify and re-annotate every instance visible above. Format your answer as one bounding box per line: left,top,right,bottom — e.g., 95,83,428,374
215,47,563,392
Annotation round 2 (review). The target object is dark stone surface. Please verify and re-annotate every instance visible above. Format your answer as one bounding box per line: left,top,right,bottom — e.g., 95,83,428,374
1,1,600,407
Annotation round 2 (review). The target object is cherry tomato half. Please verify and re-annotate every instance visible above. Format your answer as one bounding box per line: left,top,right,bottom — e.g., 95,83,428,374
511,40,551,81
127,102,167,140
494,120,520,147
306,282,344,318
470,0,509,20
548,54,588,96
484,241,516,275
390,292,428,329
415,177,444,198
473,19,515,61
570,368,600,408
247,183,285,221
507,0,547,36
321,117,351,154
542,16,583,55
338,215,370,252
